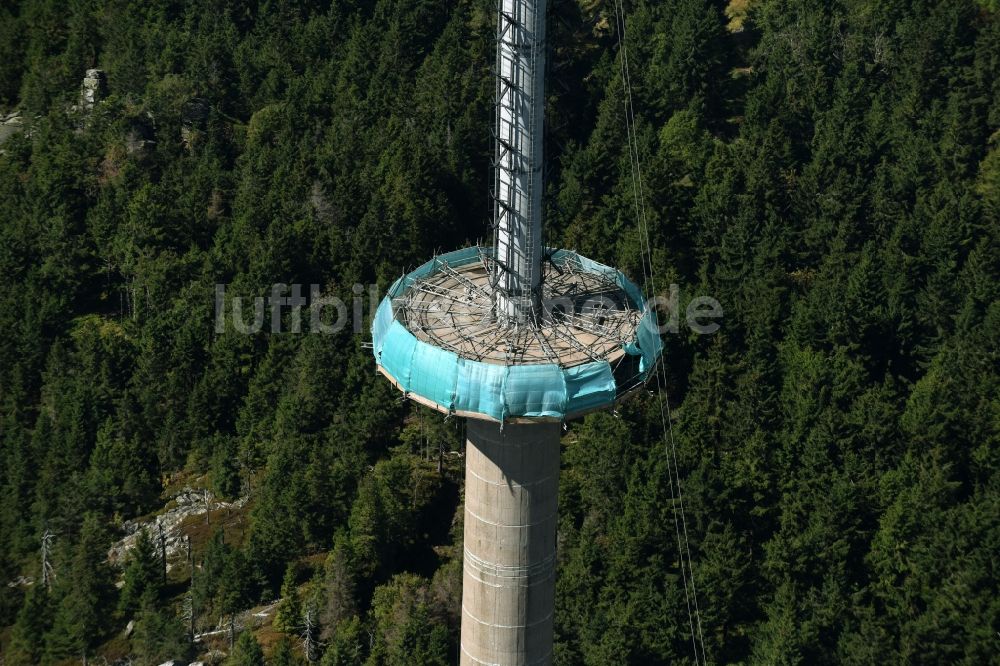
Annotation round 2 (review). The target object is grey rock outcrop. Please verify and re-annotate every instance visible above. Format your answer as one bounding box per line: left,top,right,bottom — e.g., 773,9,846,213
108,487,247,571
81,69,107,110
0,111,23,148
125,112,156,157
181,98,210,148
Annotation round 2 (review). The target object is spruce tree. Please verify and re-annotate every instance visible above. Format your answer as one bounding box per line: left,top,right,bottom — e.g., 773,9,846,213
119,527,162,617
44,513,116,664
225,630,265,666
6,584,52,666
276,561,303,634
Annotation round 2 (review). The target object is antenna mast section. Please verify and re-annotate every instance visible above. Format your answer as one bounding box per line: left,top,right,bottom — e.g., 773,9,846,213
493,0,547,324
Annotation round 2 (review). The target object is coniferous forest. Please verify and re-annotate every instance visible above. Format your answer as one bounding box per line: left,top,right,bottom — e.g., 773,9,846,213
1,0,998,664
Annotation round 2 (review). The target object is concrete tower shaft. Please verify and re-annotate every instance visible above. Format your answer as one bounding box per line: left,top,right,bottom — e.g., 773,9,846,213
461,420,560,666
493,0,547,324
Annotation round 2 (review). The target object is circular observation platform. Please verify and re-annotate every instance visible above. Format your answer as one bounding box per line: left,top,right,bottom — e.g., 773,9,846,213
371,247,662,423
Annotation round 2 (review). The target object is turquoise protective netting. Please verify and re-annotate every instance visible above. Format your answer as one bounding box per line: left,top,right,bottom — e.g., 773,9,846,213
372,247,663,421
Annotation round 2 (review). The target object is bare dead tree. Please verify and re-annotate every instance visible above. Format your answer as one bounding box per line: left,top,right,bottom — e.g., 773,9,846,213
182,593,194,642
300,605,323,663
185,536,196,640
158,523,167,584
240,444,255,497
41,530,56,590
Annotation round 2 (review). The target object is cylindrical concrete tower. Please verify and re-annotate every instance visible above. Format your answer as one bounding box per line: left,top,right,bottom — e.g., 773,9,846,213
461,421,560,664
371,2,664,664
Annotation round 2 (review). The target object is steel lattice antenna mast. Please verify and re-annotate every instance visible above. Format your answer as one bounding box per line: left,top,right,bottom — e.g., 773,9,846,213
371,0,662,663
492,0,547,325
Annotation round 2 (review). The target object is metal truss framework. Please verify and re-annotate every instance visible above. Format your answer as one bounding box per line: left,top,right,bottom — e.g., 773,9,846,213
492,0,547,324
395,252,642,370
